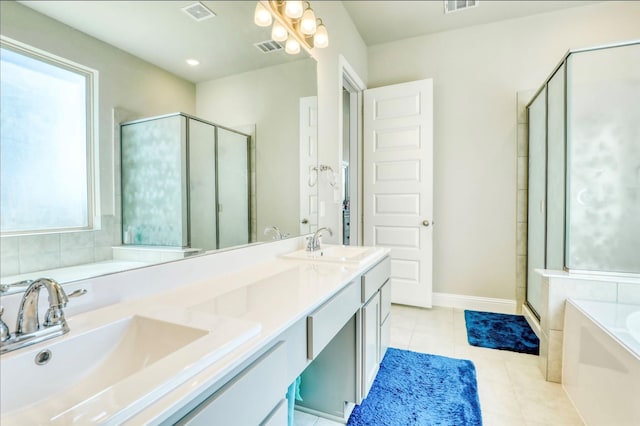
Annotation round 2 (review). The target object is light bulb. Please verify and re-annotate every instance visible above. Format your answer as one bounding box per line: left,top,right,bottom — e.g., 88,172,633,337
314,22,328,48
300,7,317,35
284,1,303,19
271,21,288,42
285,37,301,55
254,2,272,27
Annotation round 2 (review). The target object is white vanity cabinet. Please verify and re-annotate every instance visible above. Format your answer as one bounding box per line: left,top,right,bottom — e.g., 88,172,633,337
175,342,289,426
166,255,391,426
297,256,392,421
167,317,309,426
360,257,391,399
361,289,380,398
307,280,361,360
380,280,391,357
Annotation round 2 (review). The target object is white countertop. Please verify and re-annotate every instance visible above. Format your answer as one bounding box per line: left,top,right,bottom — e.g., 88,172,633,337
0,245,388,425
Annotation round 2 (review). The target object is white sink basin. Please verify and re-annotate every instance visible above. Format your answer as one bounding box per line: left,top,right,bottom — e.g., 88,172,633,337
282,244,383,264
1,312,261,424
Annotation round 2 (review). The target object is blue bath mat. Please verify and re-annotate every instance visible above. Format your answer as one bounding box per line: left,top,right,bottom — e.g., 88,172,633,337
348,348,482,426
464,310,539,355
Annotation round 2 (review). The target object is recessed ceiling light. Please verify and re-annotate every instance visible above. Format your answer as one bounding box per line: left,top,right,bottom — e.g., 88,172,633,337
186,59,200,66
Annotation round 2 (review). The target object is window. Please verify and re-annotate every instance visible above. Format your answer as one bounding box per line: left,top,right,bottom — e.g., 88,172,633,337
0,37,97,234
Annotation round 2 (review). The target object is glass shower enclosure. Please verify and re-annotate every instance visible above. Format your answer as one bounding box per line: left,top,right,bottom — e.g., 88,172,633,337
526,41,640,316
121,113,250,252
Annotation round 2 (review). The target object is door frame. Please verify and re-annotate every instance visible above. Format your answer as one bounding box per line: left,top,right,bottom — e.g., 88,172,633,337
338,55,366,246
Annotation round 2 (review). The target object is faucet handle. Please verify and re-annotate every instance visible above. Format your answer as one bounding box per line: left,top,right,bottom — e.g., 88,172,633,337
43,282,70,327
0,279,33,293
0,307,11,342
44,306,66,327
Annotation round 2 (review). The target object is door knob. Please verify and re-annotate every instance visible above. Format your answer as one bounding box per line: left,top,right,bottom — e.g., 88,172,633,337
422,220,430,227
301,218,309,224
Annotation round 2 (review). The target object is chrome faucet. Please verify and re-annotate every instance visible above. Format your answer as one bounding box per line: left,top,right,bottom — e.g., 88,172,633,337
264,226,290,240
0,307,9,343
264,226,282,240
306,227,333,252
0,278,83,354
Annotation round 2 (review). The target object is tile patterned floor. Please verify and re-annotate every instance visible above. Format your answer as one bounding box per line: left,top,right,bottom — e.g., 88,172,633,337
294,304,584,426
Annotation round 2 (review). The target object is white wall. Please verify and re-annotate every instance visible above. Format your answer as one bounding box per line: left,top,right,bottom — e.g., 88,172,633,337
0,2,195,277
311,1,368,241
367,1,640,300
196,58,317,240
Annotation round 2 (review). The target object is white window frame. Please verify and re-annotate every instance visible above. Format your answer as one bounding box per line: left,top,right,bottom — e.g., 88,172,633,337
0,36,100,236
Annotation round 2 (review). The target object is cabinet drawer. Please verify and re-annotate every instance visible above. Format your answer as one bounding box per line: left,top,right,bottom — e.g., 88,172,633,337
260,398,287,426
307,281,360,359
179,342,287,426
361,256,391,303
380,280,391,323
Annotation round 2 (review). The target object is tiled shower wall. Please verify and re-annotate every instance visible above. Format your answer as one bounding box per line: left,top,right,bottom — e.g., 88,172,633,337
516,89,536,313
0,214,121,278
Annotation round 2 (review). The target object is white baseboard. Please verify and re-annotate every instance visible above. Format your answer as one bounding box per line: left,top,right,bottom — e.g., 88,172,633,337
432,292,517,314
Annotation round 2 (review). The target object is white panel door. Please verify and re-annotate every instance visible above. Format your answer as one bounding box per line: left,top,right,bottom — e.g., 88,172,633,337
364,79,433,308
299,96,318,235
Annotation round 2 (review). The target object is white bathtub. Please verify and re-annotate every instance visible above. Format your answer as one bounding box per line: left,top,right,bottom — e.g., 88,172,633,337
563,299,640,425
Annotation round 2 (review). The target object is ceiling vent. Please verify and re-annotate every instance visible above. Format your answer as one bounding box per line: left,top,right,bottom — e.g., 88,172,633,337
254,40,285,54
444,0,478,14
181,2,216,22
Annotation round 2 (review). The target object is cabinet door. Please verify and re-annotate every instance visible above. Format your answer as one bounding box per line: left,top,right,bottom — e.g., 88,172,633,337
362,292,380,398
379,281,391,359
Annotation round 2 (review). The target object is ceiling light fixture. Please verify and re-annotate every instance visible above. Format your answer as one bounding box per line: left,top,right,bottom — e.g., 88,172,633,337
271,21,288,42
284,1,304,19
313,19,328,48
300,5,317,35
254,2,272,26
285,36,301,55
254,1,329,55
186,59,200,66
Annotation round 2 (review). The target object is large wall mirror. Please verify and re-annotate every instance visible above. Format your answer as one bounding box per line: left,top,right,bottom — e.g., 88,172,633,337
0,1,318,289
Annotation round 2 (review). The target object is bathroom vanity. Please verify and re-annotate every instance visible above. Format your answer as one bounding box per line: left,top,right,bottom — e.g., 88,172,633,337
0,239,390,425
169,254,391,425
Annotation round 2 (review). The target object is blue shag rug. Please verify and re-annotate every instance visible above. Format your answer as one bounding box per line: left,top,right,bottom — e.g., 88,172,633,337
464,310,539,355
348,348,482,426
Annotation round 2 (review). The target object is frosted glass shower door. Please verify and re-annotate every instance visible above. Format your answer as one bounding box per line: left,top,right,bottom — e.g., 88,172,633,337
121,115,188,246
188,119,217,251
527,88,547,315
566,44,640,273
546,65,566,270
217,128,249,249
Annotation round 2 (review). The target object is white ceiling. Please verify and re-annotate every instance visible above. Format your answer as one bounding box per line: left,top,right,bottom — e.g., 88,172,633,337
17,1,603,84
342,1,602,46
18,1,302,83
